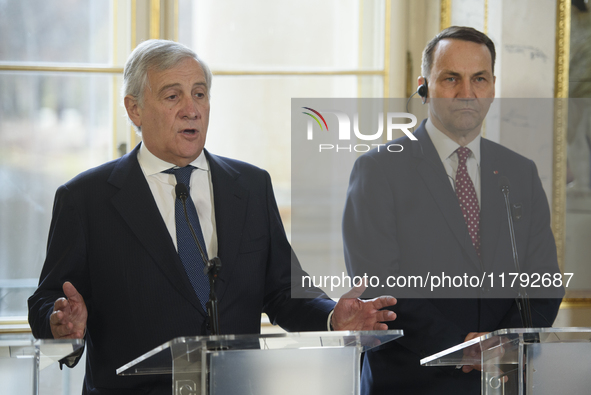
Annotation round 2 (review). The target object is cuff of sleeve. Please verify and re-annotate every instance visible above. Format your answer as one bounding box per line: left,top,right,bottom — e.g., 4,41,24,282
59,346,84,370
327,309,335,331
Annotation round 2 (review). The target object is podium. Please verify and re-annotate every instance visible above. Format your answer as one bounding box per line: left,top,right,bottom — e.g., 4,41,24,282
117,330,402,395
421,327,591,394
0,333,84,395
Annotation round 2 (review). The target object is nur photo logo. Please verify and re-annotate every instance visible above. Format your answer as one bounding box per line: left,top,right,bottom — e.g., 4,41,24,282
301,107,418,153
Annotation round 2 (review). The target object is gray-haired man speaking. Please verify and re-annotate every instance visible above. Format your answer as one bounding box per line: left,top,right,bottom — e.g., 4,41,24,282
29,39,396,394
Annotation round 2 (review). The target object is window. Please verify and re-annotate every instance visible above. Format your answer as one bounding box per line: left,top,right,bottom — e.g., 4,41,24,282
178,0,388,234
0,0,130,319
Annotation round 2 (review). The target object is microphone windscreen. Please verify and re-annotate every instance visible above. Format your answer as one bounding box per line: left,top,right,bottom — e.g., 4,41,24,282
498,176,510,191
175,183,189,200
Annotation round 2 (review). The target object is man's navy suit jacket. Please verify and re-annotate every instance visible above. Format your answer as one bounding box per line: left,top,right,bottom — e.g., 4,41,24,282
29,144,334,394
343,121,562,395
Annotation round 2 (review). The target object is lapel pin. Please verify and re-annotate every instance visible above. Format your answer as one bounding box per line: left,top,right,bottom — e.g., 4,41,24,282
493,170,498,174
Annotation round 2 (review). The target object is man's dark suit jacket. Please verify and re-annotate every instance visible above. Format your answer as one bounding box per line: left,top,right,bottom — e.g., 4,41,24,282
28,144,334,394
343,121,562,395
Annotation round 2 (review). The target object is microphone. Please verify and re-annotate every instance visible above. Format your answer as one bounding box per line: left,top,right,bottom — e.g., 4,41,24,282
498,176,510,194
175,182,222,335
176,182,189,199
498,176,533,328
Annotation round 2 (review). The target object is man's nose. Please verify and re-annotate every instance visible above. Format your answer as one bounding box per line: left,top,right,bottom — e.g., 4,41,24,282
180,96,199,119
457,80,475,99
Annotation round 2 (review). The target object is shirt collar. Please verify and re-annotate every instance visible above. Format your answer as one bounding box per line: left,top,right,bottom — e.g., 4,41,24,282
137,142,209,176
425,118,481,164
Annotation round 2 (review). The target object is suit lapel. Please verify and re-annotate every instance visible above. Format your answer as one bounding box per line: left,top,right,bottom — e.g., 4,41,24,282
413,126,482,271
479,139,504,270
107,145,205,314
205,151,249,304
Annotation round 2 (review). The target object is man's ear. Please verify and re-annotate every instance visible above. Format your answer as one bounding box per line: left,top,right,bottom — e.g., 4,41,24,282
492,75,496,99
124,95,142,129
416,76,428,103
417,76,426,88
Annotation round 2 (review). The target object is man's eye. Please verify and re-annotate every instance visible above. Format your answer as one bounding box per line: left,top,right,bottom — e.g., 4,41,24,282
445,77,455,82
167,95,177,100
195,92,205,98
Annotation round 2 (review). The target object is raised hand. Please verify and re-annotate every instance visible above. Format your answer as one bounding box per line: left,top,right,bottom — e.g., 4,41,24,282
50,282,88,339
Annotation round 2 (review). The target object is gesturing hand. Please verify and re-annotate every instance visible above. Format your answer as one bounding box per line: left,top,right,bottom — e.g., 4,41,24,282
331,285,397,331
50,282,88,339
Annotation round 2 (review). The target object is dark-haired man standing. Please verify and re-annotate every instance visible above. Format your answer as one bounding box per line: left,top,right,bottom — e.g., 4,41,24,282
343,26,562,394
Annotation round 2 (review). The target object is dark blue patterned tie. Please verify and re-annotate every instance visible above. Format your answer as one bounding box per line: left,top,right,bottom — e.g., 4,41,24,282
164,166,210,310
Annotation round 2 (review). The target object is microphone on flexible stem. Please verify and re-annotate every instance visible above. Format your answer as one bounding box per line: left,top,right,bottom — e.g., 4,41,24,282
498,176,533,328
176,183,222,336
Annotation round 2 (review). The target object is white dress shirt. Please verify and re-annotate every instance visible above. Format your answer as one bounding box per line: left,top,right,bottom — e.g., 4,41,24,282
136,142,218,257
425,118,481,204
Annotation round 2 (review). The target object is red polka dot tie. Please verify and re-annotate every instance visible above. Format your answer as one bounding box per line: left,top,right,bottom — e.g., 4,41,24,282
455,147,481,256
